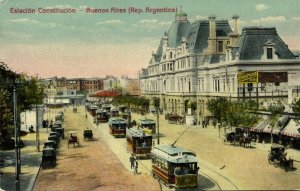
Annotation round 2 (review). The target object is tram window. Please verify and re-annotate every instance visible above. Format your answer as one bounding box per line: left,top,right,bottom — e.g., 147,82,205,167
169,165,174,174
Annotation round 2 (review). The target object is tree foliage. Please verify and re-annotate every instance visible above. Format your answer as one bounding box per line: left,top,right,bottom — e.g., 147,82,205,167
112,94,149,110
267,101,285,144
206,97,229,123
227,100,258,128
0,62,44,140
207,98,258,128
291,98,300,124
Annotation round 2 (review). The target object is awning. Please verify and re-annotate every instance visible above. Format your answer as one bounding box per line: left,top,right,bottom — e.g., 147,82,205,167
251,120,268,132
281,119,300,138
262,116,288,135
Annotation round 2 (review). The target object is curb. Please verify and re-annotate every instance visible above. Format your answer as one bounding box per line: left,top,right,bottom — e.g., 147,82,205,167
26,153,42,191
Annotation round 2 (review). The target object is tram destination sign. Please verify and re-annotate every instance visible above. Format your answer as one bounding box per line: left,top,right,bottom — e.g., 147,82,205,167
237,71,258,84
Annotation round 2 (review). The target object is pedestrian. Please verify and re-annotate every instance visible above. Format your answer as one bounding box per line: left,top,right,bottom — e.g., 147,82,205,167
130,154,135,169
134,160,138,175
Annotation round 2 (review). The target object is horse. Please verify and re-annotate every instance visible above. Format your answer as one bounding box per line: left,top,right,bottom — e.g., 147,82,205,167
239,136,252,148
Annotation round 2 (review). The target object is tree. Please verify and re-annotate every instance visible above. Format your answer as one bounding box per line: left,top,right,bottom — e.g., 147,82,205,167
267,101,285,144
291,98,300,124
206,97,229,123
227,100,258,129
0,62,44,141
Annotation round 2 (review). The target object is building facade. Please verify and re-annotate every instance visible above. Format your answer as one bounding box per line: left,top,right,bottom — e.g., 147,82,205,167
140,11,300,121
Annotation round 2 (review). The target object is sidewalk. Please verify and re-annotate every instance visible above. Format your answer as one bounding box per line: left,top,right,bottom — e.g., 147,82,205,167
0,129,48,191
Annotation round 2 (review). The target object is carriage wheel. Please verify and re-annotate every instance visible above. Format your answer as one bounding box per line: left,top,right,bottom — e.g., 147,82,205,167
268,155,272,164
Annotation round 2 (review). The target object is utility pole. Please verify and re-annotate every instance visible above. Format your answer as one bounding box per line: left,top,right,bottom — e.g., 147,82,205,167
157,108,160,145
13,85,20,181
36,104,40,152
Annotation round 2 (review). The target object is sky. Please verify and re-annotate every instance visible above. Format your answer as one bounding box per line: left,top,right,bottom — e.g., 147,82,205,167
0,0,299,78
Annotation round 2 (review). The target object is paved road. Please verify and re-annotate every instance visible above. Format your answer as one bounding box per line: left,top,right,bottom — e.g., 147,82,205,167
83,106,300,190
82,106,239,191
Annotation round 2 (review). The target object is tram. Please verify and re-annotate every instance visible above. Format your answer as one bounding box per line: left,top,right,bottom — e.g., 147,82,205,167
108,117,127,137
89,105,98,117
110,108,119,118
96,109,109,123
151,144,199,189
137,118,156,135
126,127,152,158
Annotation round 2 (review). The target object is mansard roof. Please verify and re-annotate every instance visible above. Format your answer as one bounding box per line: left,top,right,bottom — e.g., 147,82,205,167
167,20,192,48
153,18,233,61
236,27,295,60
188,20,232,53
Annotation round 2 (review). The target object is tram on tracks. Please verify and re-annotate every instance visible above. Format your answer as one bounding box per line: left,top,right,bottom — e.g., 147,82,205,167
108,117,127,137
151,144,199,189
96,109,109,123
126,127,152,158
137,118,156,135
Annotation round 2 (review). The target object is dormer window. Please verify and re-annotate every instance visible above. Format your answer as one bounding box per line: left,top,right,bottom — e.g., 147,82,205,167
262,39,276,60
267,48,273,59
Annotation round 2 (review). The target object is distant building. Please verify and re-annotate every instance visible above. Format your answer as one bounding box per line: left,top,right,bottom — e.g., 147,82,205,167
119,77,140,96
81,78,104,95
140,10,300,121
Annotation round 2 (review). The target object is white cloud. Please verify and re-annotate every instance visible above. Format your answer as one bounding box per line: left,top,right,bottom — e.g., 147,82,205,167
9,18,60,29
133,19,171,30
250,16,286,24
195,15,207,21
255,4,269,11
292,17,300,21
10,18,40,24
97,20,124,25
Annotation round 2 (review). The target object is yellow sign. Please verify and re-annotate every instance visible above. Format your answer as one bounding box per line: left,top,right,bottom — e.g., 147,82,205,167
237,71,258,84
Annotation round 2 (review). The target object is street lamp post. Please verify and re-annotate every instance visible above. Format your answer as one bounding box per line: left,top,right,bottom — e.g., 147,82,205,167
13,85,20,181
156,108,160,145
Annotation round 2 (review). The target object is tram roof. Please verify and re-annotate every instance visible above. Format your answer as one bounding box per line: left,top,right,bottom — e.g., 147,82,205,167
138,118,156,124
127,127,152,137
152,144,198,163
109,117,127,124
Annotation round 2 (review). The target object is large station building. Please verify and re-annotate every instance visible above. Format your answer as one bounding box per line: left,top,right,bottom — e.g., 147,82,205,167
140,10,300,121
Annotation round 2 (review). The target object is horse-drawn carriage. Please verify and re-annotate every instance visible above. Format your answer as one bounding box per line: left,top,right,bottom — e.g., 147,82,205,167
67,131,79,148
167,114,185,125
83,129,93,140
268,144,294,171
224,128,252,148
42,148,56,168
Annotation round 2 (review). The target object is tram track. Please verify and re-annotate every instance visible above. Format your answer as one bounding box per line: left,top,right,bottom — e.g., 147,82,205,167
199,162,239,191
199,170,222,191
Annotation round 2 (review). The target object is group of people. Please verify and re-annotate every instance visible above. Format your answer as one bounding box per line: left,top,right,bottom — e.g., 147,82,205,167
130,154,139,175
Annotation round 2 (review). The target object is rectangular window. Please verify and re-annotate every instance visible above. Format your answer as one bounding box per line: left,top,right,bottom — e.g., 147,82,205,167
247,83,253,92
261,83,266,91
218,41,223,52
267,48,273,59
275,82,280,86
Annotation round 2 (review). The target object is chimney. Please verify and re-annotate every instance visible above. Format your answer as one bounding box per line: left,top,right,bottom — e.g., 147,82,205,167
209,15,216,39
208,15,216,54
232,15,239,35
